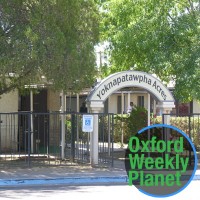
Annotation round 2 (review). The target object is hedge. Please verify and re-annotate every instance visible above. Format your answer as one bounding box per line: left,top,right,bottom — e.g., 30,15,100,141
113,114,200,148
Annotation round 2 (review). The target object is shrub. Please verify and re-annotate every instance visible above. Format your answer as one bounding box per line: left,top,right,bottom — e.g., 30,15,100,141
170,116,200,149
113,106,148,144
113,114,129,143
113,113,200,149
127,105,148,136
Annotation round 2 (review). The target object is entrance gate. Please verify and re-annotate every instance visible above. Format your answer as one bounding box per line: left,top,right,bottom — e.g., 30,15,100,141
0,112,114,168
86,71,175,166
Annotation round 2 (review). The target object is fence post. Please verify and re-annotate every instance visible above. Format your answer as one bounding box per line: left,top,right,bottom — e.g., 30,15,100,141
28,112,31,167
111,114,114,167
162,113,171,166
0,114,2,152
30,90,34,154
121,91,124,146
86,101,104,167
108,114,111,156
189,115,192,165
76,114,79,151
60,91,66,160
71,113,76,162
90,113,99,166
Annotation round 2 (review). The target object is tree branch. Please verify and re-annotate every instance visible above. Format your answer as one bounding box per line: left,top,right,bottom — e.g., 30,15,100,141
187,0,197,19
188,0,195,12
0,69,32,95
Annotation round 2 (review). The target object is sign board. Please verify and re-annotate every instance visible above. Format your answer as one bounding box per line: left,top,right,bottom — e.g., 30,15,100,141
82,115,93,132
87,71,174,102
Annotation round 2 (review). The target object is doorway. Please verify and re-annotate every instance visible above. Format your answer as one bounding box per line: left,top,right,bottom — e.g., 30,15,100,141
19,90,48,153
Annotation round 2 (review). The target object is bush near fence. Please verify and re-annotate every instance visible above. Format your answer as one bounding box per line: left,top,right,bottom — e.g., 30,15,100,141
170,117,200,149
113,106,148,144
113,114,200,149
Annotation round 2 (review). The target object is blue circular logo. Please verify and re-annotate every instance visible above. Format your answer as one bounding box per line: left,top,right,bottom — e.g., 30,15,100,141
125,124,197,197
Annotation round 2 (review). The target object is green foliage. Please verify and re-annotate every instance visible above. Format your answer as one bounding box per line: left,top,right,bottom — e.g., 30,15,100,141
101,0,200,102
113,114,200,149
170,117,200,149
0,0,100,95
127,106,148,135
113,106,148,143
113,114,129,143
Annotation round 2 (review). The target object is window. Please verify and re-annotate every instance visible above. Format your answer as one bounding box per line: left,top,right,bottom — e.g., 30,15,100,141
137,96,144,107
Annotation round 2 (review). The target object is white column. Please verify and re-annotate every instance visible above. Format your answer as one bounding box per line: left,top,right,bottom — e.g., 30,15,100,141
30,90,34,153
121,91,124,114
163,107,171,141
121,92,124,145
107,96,110,113
156,102,175,117
76,93,79,112
160,107,163,116
61,91,66,160
127,92,130,108
157,102,163,116
156,101,175,140
148,93,151,126
153,100,156,117
164,114,171,125
90,112,99,166
147,93,150,157
87,101,104,167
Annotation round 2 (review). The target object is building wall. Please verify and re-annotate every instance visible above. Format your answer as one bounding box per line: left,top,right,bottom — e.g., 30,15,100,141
193,100,200,113
47,90,60,112
0,90,18,151
0,90,18,112
129,93,136,107
108,92,149,114
108,95,118,113
127,93,147,108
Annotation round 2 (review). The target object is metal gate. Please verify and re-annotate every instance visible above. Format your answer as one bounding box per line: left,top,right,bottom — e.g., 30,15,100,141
162,113,200,165
0,112,114,168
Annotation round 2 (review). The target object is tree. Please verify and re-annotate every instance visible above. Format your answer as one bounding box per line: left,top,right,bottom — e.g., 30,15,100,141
101,0,200,102
0,0,100,95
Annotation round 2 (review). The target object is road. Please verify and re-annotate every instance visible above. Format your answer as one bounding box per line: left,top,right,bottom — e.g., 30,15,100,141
0,182,199,200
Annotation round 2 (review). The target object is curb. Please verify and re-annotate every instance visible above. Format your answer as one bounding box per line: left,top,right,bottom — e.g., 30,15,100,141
0,176,128,187
0,175,200,187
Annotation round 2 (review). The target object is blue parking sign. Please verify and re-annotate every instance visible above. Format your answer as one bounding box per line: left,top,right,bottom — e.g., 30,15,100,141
82,115,93,132
85,119,91,126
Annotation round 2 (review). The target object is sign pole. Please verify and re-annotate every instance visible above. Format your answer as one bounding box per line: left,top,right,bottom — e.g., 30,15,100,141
61,91,66,160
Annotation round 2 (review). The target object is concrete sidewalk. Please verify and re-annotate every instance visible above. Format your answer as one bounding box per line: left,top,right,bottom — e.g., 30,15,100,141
0,160,200,187
0,161,127,186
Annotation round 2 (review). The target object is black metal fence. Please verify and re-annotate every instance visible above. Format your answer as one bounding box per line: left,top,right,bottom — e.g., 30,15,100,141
162,113,200,165
0,112,114,168
162,114,200,150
